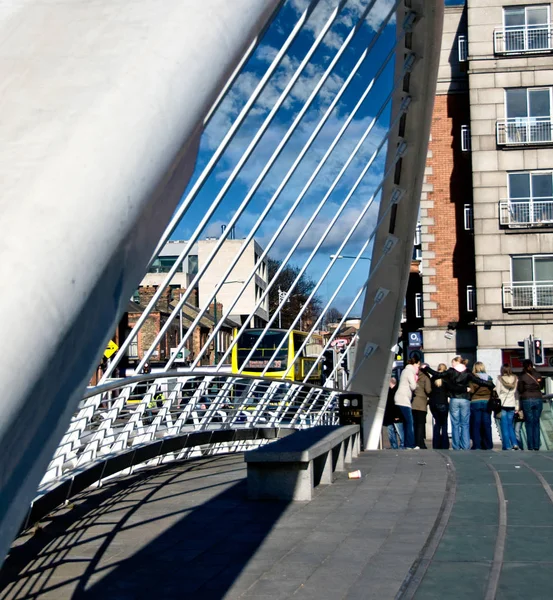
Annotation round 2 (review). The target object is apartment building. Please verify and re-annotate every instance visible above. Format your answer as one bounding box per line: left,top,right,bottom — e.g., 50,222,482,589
197,239,269,328
140,238,269,329
418,0,553,380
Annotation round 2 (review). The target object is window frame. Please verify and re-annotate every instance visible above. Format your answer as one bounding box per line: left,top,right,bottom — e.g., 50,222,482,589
414,292,423,319
511,254,553,284
505,86,553,120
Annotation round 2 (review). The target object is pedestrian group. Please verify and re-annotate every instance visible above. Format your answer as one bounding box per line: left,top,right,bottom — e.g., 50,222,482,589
384,356,545,451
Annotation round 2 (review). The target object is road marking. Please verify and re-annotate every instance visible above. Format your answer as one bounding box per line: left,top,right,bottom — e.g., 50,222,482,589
485,463,507,600
396,452,457,600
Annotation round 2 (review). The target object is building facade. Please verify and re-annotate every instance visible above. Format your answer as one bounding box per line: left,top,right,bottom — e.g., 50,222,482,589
468,0,553,378
418,2,478,369
197,238,269,328
418,0,553,381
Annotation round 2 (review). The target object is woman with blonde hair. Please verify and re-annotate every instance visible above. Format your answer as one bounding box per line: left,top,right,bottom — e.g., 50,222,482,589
469,361,494,450
428,363,449,449
496,364,519,450
422,356,493,450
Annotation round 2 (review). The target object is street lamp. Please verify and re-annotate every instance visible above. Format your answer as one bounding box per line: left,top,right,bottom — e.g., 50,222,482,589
213,280,244,364
330,254,370,260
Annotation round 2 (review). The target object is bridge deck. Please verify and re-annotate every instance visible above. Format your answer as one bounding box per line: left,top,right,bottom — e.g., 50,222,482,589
1,450,552,599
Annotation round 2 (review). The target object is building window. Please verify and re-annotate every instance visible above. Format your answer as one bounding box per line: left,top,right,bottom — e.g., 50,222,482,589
414,222,422,246
495,5,551,54
148,256,184,274
500,171,553,227
128,337,139,359
503,254,553,309
497,87,553,146
414,292,423,319
188,255,198,276
466,285,476,313
461,125,471,151
464,204,473,230
458,34,468,61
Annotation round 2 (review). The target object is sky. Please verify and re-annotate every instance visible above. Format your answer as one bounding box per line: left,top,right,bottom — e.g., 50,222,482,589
169,0,399,315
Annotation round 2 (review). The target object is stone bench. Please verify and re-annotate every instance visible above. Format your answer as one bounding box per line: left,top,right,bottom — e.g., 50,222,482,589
244,425,361,501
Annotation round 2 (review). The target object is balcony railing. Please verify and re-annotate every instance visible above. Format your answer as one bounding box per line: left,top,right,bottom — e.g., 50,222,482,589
499,198,553,227
494,24,553,54
503,282,553,309
496,117,553,146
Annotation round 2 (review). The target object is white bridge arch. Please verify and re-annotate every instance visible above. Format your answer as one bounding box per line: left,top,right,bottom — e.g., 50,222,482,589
0,0,443,563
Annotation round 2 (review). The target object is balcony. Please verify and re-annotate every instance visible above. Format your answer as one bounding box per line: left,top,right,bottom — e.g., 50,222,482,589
494,24,553,55
496,117,553,146
503,282,553,310
499,199,553,228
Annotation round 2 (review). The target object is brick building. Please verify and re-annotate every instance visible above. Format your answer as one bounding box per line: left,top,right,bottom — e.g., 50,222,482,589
126,286,236,368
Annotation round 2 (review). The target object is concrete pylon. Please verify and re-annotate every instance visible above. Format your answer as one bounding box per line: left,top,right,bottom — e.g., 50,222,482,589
0,0,280,562
350,1,444,450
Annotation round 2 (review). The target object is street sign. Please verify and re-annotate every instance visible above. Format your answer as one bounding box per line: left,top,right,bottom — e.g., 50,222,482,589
104,340,119,359
330,338,348,348
408,331,422,348
170,348,190,363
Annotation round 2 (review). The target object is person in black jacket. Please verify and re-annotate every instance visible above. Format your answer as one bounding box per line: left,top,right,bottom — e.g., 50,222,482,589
422,356,494,450
383,377,403,449
517,359,544,451
428,363,449,449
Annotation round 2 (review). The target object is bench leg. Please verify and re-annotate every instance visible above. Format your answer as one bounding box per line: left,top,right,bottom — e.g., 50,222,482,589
333,441,345,472
319,450,333,485
344,436,353,463
247,462,313,501
352,432,360,458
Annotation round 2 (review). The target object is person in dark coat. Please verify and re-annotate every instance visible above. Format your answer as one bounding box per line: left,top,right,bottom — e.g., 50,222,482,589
428,363,449,449
412,371,431,449
518,359,544,451
383,377,403,449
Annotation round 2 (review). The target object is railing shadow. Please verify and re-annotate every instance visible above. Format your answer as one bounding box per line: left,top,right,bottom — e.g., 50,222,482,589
0,454,291,600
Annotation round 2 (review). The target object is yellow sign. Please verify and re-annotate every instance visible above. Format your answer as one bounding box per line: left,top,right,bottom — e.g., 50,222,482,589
104,339,119,358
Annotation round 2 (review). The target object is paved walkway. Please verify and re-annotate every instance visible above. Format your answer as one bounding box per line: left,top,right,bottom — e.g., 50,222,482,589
1,449,553,599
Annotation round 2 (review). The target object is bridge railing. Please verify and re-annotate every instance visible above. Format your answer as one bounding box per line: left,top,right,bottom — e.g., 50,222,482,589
39,373,339,490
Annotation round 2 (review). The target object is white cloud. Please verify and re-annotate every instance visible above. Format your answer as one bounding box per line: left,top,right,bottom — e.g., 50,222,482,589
289,0,397,49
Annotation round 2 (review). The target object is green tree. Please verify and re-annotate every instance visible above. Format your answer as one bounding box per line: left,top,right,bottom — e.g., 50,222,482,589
268,258,322,330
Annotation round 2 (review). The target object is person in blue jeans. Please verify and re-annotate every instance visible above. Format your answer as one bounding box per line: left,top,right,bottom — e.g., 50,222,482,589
394,358,420,448
469,362,494,450
423,356,493,450
495,364,519,450
383,377,404,449
428,363,449,449
517,360,544,451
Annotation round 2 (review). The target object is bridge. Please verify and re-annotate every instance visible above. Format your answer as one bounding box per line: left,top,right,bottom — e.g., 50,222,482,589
6,1,552,598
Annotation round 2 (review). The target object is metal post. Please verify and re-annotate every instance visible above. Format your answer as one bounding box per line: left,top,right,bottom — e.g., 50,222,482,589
214,296,217,365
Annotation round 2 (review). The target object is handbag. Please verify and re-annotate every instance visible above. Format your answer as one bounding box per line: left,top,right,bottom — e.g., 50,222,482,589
487,390,502,416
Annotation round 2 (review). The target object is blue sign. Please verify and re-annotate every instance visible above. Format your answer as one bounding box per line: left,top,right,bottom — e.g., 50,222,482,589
408,331,423,348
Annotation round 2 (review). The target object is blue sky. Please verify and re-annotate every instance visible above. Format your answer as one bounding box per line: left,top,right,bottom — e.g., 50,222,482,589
170,0,398,314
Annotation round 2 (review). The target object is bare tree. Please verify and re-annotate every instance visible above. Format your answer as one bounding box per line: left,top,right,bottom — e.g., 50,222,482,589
268,258,322,330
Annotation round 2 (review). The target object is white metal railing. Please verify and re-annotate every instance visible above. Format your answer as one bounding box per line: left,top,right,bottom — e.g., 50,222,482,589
494,24,553,54
496,117,553,146
39,372,339,490
503,281,553,309
499,198,553,227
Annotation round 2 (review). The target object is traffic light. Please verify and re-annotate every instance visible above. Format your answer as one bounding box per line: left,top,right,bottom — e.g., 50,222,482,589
533,339,545,366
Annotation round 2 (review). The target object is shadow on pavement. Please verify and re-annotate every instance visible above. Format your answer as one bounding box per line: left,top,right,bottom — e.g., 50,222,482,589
0,455,290,600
